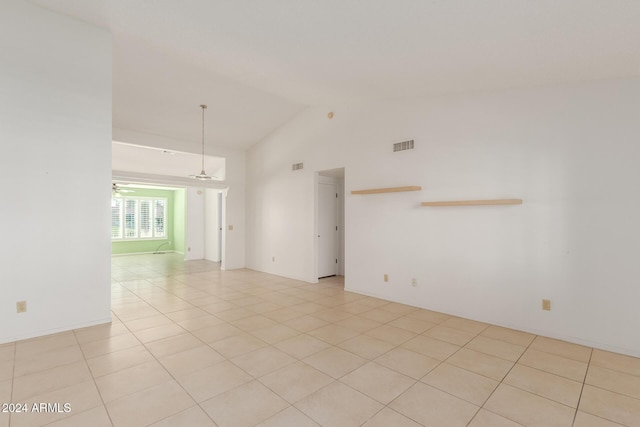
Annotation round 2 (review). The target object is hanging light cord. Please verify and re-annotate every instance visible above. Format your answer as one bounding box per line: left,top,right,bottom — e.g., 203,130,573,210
200,104,207,173
189,104,213,180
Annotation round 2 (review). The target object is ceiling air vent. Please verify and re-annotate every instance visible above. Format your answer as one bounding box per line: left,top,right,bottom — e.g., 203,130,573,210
292,162,304,171
393,139,414,152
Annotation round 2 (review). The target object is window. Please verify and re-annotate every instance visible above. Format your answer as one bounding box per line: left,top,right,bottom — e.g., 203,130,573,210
139,200,152,238
111,198,122,239
111,197,167,241
155,199,166,238
124,199,137,238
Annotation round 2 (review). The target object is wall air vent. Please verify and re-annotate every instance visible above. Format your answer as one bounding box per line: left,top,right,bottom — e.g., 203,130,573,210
292,162,304,171
393,139,414,152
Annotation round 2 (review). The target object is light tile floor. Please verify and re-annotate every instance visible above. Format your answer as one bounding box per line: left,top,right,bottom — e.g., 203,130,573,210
1,254,639,426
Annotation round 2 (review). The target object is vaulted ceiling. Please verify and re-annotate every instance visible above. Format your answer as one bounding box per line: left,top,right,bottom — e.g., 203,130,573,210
30,0,640,151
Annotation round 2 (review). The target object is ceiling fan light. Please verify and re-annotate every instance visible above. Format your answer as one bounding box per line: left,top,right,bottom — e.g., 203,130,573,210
191,171,213,180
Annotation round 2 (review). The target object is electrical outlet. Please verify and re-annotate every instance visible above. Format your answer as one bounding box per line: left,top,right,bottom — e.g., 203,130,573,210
228,225,234,231
542,299,551,311
384,274,388,282
411,278,417,287
16,301,27,313
272,256,275,262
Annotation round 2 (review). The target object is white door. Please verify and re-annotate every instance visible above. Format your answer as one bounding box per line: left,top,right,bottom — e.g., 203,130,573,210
318,182,338,278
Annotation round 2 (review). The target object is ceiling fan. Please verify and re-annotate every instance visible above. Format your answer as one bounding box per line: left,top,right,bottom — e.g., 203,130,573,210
112,183,135,196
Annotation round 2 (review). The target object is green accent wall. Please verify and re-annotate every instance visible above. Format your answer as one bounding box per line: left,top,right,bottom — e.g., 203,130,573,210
173,188,186,254
111,188,183,255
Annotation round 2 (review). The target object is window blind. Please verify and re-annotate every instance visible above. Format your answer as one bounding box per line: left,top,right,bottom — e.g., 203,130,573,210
139,200,152,238
111,197,167,241
111,198,122,239
154,200,166,238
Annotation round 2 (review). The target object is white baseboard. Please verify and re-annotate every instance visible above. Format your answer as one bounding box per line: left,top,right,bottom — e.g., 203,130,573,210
344,285,640,359
0,316,112,345
111,250,178,257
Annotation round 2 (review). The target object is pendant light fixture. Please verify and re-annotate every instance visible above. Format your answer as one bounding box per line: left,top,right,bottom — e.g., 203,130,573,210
189,104,214,180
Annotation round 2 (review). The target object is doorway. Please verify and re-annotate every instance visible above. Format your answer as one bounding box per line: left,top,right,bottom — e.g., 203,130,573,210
205,189,223,263
316,168,345,280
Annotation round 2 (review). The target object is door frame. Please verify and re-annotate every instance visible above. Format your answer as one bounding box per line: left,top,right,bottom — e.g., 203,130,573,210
314,169,345,282
111,172,229,268
204,188,224,263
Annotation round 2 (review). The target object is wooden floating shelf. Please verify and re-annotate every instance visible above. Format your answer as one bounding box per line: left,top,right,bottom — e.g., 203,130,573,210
421,199,523,207
351,186,422,195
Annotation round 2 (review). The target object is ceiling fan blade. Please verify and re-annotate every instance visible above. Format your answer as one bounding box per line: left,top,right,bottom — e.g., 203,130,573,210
112,183,135,194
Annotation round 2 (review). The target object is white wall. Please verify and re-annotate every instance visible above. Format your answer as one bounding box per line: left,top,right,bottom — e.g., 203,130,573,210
113,128,246,269
173,188,186,254
247,78,640,357
185,187,205,260
0,0,112,342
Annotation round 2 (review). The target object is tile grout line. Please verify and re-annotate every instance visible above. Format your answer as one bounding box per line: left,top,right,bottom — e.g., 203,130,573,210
72,328,116,427
455,335,597,418
8,341,16,427
114,273,225,427
566,348,640,427
7,334,93,423
414,324,492,426
107,259,640,425
330,322,425,427
463,331,540,426
130,260,616,424
116,265,341,425
434,327,489,427
342,316,462,427
207,278,352,424
12,254,640,426
187,278,392,425
313,310,487,426
571,346,593,426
